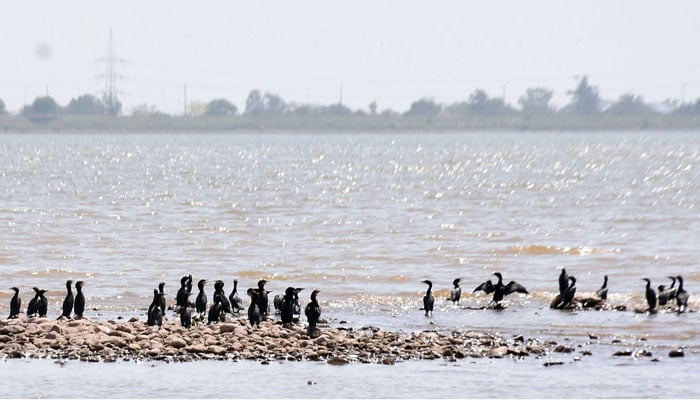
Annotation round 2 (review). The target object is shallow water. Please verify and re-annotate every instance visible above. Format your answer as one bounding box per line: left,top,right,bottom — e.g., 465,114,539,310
0,131,699,397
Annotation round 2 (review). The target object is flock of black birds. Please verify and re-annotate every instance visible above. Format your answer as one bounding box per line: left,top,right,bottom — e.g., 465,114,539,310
420,270,691,315
147,276,322,337
5,269,691,335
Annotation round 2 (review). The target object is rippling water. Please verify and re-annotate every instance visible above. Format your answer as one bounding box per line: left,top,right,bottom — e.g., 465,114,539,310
1,131,699,398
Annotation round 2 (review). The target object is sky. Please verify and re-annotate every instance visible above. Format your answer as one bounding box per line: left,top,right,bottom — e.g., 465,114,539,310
1,1,699,115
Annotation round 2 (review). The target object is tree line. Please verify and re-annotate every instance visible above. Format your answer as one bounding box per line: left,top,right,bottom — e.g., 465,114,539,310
2,76,700,124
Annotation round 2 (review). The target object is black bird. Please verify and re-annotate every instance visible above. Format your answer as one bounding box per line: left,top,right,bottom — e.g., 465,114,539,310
213,280,231,315
256,280,270,317
643,278,657,313
675,275,689,313
60,280,74,319
658,284,672,306
37,289,48,317
558,268,569,297
147,289,163,327
8,287,21,319
561,276,577,309
665,276,678,301
448,278,462,305
180,292,192,328
27,287,40,317
207,296,223,325
293,288,304,316
595,275,608,300
280,287,296,326
186,274,193,295
421,280,434,316
176,275,189,309
158,282,167,315
229,279,242,313
474,272,529,307
195,279,208,315
74,281,85,318
305,289,321,337
247,288,261,329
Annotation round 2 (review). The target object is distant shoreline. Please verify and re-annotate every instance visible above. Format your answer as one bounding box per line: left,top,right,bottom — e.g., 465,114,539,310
2,114,700,133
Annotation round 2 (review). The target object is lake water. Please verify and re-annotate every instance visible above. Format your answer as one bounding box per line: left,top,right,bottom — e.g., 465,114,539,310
0,131,698,398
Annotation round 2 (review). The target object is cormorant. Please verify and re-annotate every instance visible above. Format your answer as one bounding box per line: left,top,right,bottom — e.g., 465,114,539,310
60,280,74,319
658,284,672,306
147,289,163,327
595,275,608,300
421,280,434,316
37,289,48,317
180,292,192,328
256,280,270,317
247,288,261,329
558,268,569,297
293,288,304,316
561,276,577,309
176,275,189,309
207,297,223,325
643,278,657,313
195,279,208,315
305,290,321,337
474,272,529,307
74,281,85,318
27,287,40,317
213,280,231,315
158,282,167,315
280,287,296,326
665,276,678,301
186,274,193,295
675,275,689,313
448,278,462,304
229,279,242,313
8,287,21,319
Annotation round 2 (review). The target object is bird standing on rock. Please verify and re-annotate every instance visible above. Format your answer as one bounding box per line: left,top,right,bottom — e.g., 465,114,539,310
595,275,608,300
8,287,21,319
180,292,192,328
74,281,85,318
305,290,321,337
176,275,190,309
195,279,208,316
158,282,167,316
229,279,242,314
256,279,270,318
474,272,529,308
60,280,74,319
421,280,434,317
213,280,231,315
147,289,163,327
280,287,296,326
247,288,261,329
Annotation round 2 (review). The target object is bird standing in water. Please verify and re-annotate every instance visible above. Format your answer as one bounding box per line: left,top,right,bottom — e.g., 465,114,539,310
60,280,74,319
421,280,434,317
675,275,689,314
74,281,85,318
595,275,608,300
305,290,321,337
642,278,657,314
474,272,528,308
8,287,21,319
448,278,462,305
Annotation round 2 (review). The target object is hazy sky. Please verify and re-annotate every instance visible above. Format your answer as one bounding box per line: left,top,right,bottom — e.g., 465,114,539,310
1,1,699,114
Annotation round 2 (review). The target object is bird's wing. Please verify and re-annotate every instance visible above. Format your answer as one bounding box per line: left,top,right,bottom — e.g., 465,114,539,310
505,281,529,295
473,280,494,294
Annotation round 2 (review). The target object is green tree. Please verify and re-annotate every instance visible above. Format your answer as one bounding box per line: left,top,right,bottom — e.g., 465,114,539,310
0,98,5,115
66,94,107,115
605,94,656,115
245,90,265,115
103,94,122,116
518,87,554,114
405,98,441,116
21,96,60,122
206,99,238,116
567,76,601,114
369,101,377,116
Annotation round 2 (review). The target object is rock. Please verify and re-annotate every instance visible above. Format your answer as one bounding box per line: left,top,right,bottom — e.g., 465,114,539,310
543,360,564,367
219,324,236,334
327,356,349,365
613,350,633,357
382,356,395,365
488,346,508,359
168,337,187,349
554,345,574,353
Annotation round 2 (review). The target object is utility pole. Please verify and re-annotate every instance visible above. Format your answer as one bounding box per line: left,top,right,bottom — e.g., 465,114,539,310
96,29,125,115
